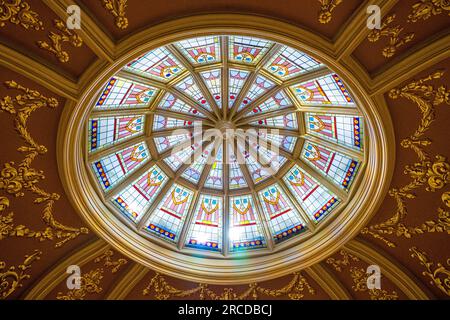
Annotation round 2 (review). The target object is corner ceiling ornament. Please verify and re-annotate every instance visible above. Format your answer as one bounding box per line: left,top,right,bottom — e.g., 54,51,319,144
326,250,399,300
143,272,315,300
408,0,450,22
0,249,41,299
101,0,129,29
37,19,83,63
317,0,342,24
0,80,89,247
410,246,450,296
57,249,127,300
361,70,450,248
0,0,43,30
367,14,415,58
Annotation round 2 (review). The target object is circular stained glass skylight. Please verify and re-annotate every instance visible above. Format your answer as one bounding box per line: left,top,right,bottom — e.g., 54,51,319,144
88,35,365,256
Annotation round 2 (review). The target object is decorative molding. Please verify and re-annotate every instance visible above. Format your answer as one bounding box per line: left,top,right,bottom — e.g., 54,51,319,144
410,246,450,296
408,0,450,22
0,0,43,30
362,70,450,247
101,0,129,30
37,19,83,63
142,272,315,300
0,249,41,299
326,249,399,300
106,263,149,299
318,0,343,24
306,263,352,299
0,80,88,247
367,14,415,58
56,249,127,300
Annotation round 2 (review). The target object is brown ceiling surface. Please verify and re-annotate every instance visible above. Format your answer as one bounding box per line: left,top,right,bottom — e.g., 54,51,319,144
0,0,449,300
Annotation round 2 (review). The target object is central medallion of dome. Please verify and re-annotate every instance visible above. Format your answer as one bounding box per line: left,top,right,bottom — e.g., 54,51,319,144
60,20,392,284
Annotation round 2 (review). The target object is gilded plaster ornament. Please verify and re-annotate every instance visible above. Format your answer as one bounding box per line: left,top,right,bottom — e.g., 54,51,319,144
408,0,450,22
0,0,43,30
101,0,129,29
318,0,343,24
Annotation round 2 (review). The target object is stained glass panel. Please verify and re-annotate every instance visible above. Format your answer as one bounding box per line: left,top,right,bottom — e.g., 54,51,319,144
182,143,214,184
145,184,194,243
258,184,306,244
88,115,144,152
153,115,195,130
175,76,212,111
246,90,291,116
95,77,158,109
158,93,205,118
237,75,275,111
154,133,191,153
92,143,150,190
302,141,359,190
229,195,266,251
228,69,250,108
200,69,222,108
125,46,184,82
257,131,297,152
290,74,354,106
205,144,223,190
175,36,221,65
164,142,200,171
264,46,322,79
228,36,272,65
186,194,223,251
229,153,248,189
112,165,167,222
305,113,363,150
250,113,297,129
283,165,340,222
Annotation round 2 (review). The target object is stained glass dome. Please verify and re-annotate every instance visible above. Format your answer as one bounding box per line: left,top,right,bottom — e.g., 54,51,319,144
87,35,364,255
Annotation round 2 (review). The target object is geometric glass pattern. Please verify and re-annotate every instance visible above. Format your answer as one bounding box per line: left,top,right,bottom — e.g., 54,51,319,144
87,35,366,255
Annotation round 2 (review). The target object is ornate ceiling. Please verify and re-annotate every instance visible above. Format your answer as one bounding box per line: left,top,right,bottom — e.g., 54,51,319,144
0,0,449,300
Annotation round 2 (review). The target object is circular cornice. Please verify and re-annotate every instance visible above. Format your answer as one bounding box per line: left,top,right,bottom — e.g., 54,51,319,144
57,14,395,284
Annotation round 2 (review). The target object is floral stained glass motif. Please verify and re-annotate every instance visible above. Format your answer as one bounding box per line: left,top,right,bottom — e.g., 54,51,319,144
246,90,292,115
112,165,167,222
125,46,184,82
264,46,322,80
175,36,221,65
229,195,266,251
186,194,223,251
154,133,191,153
305,113,363,150
228,69,250,108
283,165,339,222
92,143,149,190
175,76,212,111
251,113,297,129
200,69,222,108
89,115,144,152
158,93,205,118
228,36,272,65
95,77,158,109
302,141,359,190
145,184,193,243
258,184,306,244
237,75,275,111
290,74,354,106
204,144,223,190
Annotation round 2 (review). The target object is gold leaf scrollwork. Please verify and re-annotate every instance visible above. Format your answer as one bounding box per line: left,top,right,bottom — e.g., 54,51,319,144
408,0,450,22
367,14,415,58
0,0,43,30
0,81,88,247
410,246,450,296
0,249,41,299
326,250,398,300
317,0,343,24
101,0,129,30
143,272,315,300
361,71,450,248
56,249,127,300
37,19,83,63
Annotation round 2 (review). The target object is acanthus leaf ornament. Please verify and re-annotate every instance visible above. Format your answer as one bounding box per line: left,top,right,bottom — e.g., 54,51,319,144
37,19,83,63
317,0,343,24
362,71,450,247
56,249,127,300
367,14,415,58
408,0,450,22
101,0,129,30
0,249,41,299
143,272,315,300
0,0,43,30
0,81,88,248
410,246,450,296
